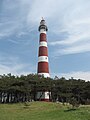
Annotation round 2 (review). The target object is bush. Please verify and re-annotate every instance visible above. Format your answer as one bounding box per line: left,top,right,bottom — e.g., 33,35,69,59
69,97,80,109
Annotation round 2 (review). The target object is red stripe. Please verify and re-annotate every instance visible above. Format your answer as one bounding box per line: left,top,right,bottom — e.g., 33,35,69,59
38,46,48,56
38,62,49,73
40,33,47,42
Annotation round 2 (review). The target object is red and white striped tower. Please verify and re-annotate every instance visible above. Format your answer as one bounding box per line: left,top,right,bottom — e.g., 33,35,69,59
37,18,51,101
37,18,50,78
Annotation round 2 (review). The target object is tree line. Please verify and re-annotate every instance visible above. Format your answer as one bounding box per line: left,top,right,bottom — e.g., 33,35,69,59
0,73,90,104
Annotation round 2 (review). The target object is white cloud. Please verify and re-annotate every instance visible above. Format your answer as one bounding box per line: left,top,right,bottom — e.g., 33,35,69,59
52,71,90,81
0,55,36,75
0,0,90,56
57,43,90,55
0,63,34,75
62,71,90,81
46,0,90,55
49,31,90,46
27,0,61,24
0,0,31,38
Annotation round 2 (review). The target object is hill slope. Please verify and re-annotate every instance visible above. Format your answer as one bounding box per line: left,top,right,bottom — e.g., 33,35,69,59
0,102,90,120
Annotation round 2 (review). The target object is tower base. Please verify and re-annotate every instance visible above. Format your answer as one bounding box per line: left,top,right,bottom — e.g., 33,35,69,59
36,91,51,102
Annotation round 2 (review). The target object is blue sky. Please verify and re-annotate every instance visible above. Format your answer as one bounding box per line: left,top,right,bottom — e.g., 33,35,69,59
0,0,90,81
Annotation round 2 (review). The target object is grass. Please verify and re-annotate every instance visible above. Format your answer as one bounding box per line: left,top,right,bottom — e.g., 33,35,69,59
0,102,90,120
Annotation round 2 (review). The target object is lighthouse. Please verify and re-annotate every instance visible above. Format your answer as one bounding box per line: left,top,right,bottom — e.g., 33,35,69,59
37,18,50,78
37,18,51,101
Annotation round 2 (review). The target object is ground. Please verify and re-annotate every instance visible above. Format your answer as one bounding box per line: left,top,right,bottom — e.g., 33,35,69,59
0,102,90,120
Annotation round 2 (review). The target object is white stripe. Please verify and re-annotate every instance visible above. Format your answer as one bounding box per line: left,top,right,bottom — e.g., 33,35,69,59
38,73,50,78
38,56,48,62
39,42,47,47
40,29,46,34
